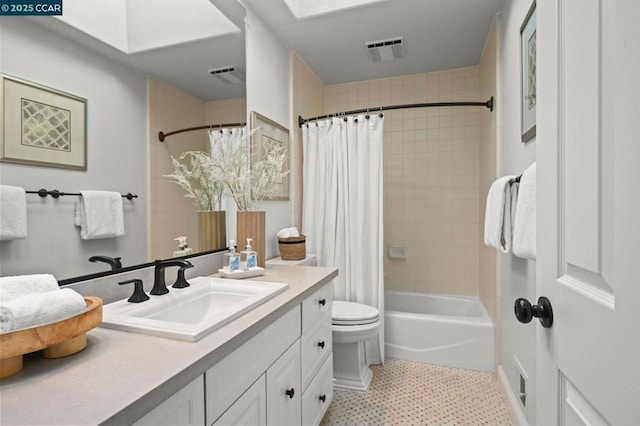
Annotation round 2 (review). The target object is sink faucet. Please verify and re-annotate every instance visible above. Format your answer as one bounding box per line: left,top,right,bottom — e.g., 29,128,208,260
89,255,122,271
151,259,193,295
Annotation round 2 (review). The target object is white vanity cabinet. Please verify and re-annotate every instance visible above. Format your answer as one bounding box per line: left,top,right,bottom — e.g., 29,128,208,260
214,375,267,425
266,341,302,425
207,306,301,425
300,282,334,425
136,280,334,426
134,376,205,426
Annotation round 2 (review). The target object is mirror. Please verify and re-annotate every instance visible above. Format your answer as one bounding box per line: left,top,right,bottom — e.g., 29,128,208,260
0,1,246,281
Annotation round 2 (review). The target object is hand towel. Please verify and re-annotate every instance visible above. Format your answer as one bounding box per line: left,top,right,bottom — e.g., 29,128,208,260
0,274,60,302
74,191,125,240
513,162,537,260
0,288,86,333
0,185,27,240
484,175,519,253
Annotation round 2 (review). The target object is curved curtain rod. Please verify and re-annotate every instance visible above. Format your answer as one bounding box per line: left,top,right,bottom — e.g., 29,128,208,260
158,122,246,142
298,96,494,127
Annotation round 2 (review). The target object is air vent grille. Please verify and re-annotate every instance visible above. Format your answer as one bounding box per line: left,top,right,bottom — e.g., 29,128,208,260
366,37,404,62
208,66,245,84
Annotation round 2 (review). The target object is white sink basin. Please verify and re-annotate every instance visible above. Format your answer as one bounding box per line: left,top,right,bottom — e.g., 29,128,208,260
101,276,289,341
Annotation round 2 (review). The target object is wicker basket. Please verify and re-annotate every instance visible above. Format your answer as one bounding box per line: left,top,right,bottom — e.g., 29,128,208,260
278,235,306,260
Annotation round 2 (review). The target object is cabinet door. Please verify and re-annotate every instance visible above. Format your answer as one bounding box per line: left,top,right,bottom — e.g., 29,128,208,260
214,375,266,426
266,340,301,426
135,376,205,426
302,354,334,426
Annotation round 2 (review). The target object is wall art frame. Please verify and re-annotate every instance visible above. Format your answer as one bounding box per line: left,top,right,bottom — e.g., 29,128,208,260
0,74,87,170
250,111,289,201
520,1,537,142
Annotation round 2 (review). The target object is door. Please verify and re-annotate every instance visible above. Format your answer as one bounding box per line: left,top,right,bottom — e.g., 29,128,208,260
214,375,267,426
537,0,640,424
266,340,301,425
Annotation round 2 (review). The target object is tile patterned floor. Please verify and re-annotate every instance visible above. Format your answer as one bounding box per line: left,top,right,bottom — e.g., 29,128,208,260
321,358,513,425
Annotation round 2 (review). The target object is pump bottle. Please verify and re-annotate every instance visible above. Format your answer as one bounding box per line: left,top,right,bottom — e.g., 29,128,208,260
241,238,257,270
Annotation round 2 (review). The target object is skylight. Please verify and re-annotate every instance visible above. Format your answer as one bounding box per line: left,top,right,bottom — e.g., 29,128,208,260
282,0,389,19
55,0,239,54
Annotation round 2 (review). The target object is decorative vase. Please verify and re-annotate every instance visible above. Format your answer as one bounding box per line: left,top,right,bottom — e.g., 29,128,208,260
197,211,226,252
237,211,266,267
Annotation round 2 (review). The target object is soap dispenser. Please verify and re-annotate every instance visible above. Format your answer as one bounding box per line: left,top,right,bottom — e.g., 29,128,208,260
242,238,257,270
224,240,241,272
173,236,189,257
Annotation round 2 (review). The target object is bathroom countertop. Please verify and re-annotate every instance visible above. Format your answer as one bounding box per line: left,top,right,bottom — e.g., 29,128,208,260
0,265,338,426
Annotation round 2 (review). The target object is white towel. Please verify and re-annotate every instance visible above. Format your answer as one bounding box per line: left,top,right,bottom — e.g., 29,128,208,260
0,185,27,240
513,163,537,260
74,191,125,240
0,288,86,333
484,176,519,253
277,227,300,238
0,274,59,302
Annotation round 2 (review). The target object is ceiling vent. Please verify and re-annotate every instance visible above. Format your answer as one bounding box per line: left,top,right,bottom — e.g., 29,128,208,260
208,66,245,84
366,37,404,62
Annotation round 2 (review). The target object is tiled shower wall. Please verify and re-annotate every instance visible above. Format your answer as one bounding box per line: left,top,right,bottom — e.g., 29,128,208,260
147,77,245,260
324,68,482,296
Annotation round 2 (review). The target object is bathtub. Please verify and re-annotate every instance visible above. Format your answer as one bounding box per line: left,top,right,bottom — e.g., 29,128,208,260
384,291,494,372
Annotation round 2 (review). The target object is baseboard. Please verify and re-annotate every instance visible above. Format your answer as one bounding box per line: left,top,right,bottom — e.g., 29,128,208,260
497,364,529,426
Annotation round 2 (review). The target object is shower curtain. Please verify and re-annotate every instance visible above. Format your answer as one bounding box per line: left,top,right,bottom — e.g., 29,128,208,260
209,126,247,240
302,115,385,364
209,126,246,162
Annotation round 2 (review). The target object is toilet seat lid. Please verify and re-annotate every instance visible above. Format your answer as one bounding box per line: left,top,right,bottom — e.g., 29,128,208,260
332,301,379,325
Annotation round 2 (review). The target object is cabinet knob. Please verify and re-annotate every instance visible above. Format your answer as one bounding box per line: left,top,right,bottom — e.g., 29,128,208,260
317,341,325,349
318,298,326,306
319,394,326,403
285,388,295,399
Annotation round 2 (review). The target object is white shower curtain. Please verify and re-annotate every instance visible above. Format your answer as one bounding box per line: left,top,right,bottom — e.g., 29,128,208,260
209,126,246,162
302,115,385,364
209,126,247,240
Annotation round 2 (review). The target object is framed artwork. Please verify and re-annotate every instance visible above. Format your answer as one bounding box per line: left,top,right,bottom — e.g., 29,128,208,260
0,75,87,170
250,111,289,201
520,1,537,142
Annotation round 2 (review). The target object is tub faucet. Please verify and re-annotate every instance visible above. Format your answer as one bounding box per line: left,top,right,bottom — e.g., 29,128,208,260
89,255,122,271
151,259,193,295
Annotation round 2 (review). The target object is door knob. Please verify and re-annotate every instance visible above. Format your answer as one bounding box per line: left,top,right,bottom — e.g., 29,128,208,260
514,296,553,328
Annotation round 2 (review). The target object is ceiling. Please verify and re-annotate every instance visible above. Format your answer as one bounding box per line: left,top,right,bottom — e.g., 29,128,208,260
30,0,504,101
244,0,505,85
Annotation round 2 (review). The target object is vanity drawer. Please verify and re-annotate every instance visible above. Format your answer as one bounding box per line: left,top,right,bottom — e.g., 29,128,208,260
206,305,300,425
301,320,332,391
301,282,332,334
302,354,334,426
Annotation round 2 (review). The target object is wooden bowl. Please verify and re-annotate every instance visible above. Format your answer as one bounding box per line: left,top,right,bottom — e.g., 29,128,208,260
0,296,103,379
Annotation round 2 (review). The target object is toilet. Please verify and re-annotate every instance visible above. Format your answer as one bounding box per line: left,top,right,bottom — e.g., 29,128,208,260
265,255,381,392
332,301,381,392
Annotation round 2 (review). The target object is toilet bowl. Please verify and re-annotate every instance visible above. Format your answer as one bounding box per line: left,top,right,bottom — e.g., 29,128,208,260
332,301,381,392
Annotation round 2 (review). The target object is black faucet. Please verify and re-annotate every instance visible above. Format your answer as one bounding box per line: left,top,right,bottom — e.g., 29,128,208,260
151,259,193,295
89,255,122,271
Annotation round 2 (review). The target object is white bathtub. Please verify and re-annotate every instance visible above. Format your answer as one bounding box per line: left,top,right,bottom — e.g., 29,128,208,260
384,291,494,372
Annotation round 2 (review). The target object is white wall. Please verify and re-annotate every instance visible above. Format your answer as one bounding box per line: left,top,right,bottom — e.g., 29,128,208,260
238,3,292,260
0,17,148,280
496,0,537,423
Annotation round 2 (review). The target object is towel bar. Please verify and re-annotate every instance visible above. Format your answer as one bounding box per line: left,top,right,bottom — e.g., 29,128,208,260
25,189,138,200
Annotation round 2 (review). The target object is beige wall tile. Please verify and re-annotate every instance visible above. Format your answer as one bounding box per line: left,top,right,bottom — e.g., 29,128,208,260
148,78,246,260
325,67,484,297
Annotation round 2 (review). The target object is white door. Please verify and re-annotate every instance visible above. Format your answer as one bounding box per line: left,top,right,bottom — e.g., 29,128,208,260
266,341,301,425
536,0,640,424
